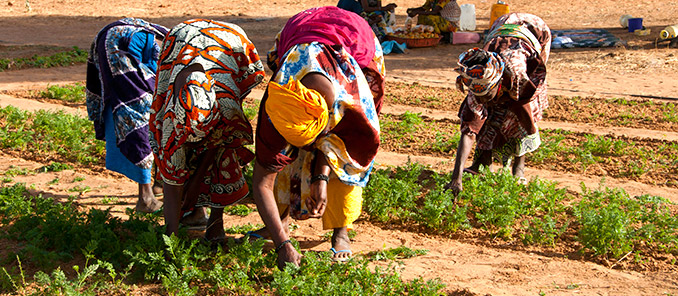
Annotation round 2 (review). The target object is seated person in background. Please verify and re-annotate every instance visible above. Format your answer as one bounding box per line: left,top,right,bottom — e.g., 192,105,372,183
407,0,460,35
338,0,397,41
149,19,265,242
446,13,551,196
86,18,167,213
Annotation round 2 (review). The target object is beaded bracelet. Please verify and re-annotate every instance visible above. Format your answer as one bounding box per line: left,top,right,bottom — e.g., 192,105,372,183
310,174,329,183
275,239,292,253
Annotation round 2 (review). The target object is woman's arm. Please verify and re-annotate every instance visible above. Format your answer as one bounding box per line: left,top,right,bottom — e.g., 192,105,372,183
446,132,475,196
307,151,330,218
299,73,334,217
252,161,301,269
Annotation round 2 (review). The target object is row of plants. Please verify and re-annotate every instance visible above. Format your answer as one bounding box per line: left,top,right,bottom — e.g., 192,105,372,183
0,183,442,295
0,105,104,166
0,47,87,72
382,81,678,129
379,112,678,187
39,83,87,104
547,96,678,129
363,162,678,263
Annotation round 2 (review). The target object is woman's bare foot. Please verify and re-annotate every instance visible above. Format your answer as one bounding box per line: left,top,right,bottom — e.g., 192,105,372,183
330,227,352,262
136,183,163,213
205,208,225,242
152,181,163,196
180,207,209,228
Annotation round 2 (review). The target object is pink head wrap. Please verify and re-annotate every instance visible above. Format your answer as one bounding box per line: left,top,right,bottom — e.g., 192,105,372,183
274,6,376,69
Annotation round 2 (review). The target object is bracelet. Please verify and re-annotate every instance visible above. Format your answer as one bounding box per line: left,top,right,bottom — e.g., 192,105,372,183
275,239,292,253
310,174,329,183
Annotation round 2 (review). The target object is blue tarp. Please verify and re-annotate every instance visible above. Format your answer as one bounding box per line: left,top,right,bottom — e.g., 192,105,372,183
551,29,624,49
381,40,407,54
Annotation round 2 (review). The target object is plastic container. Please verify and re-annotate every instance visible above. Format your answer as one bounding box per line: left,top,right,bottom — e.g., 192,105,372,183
452,32,481,44
489,1,510,27
660,25,678,39
459,4,476,31
627,17,643,33
619,14,633,28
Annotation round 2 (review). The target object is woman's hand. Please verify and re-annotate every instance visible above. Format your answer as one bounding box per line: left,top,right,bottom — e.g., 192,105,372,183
444,179,463,197
383,3,397,11
277,242,302,270
306,177,328,218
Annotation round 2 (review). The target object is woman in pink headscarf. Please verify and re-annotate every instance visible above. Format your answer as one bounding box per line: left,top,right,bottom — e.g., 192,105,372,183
252,6,385,269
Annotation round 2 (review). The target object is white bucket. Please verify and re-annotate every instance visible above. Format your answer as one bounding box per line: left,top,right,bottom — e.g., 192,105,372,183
660,25,678,39
619,14,633,28
459,4,476,31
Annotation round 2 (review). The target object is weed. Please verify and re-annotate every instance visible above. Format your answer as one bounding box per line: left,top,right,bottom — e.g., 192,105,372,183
47,177,59,185
100,196,120,205
574,184,678,258
224,223,264,234
39,83,86,103
0,106,105,166
0,47,87,72
243,99,260,120
68,185,91,194
365,245,429,261
73,176,85,182
225,204,255,217
3,166,33,177
36,162,73,173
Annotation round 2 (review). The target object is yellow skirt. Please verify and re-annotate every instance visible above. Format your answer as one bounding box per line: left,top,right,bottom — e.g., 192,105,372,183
274,150,363,230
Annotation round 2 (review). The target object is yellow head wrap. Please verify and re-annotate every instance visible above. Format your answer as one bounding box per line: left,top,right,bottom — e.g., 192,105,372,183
266,79,329,147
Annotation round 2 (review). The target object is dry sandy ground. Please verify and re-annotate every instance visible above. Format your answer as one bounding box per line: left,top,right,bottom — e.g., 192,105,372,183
1,0,678,295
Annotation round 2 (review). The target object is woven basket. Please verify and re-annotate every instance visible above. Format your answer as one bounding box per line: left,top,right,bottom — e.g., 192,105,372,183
385,35,442,48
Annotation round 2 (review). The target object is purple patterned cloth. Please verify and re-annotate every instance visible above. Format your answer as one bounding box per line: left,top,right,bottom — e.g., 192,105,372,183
86,18,167,169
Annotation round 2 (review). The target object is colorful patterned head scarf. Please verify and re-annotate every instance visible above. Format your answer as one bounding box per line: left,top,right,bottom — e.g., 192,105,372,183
456,48,505,96
266,79,329,147
267,6,376,72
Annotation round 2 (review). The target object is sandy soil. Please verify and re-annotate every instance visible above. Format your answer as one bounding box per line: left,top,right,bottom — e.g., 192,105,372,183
1,0,678,295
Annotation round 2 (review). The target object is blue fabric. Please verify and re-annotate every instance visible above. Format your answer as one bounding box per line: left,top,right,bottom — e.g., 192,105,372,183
550,29,623,49
104,105,151,184
381,40,407,54
337,0,363,14
128,31,157,73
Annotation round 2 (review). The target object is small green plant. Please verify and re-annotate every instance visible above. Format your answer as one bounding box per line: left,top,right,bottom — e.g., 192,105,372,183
0,47,87,72
101,196,120,205
73,176,85,182
224,204,255,217
39,84,86,103
365,245,429,261
3,166,33,177
36,162,73,173
68,185,91,194
47,177,60,185
0,106,105,166
243,99,260,120
224,223,264,234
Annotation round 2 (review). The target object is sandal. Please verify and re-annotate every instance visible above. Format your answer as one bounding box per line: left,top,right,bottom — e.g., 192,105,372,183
236,231,272,243
330,247,353,262
463,168,480,175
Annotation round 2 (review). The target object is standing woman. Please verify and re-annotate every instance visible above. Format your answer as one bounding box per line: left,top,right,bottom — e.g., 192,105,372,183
86,18,167,213
447,13,551,195
252,6,384,269
149,19,265,241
